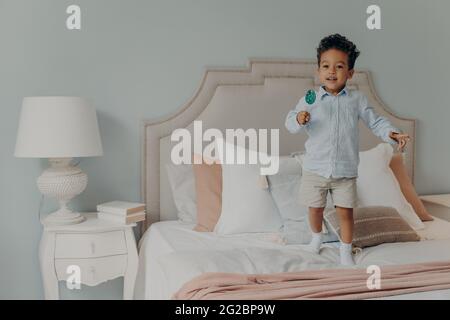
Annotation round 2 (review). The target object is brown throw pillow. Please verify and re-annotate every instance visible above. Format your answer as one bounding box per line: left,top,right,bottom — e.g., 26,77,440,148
192,154,222,232
324,206,420,248
389,153,434,221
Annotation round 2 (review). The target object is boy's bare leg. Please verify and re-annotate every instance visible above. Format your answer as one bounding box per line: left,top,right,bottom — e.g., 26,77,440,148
307,207,325,253
336,207,353,243
336,206,355,265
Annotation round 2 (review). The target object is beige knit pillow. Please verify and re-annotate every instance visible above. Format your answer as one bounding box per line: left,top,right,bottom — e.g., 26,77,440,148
324,206,420,248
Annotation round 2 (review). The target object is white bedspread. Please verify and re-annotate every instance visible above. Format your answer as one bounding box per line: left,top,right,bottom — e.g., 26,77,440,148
134,217,450,300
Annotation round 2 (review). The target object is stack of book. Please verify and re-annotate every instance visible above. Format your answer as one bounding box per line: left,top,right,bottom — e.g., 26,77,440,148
97,201,146,224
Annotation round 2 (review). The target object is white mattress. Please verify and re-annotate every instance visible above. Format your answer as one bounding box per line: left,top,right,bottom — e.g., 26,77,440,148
134,216,450,300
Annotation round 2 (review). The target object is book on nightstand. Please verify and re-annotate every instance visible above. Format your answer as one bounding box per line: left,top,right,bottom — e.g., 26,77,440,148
97,211,146,224
96,201,146,216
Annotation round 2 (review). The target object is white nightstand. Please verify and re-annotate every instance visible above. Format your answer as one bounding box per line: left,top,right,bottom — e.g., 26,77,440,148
39,213,138,300
420,194,450,222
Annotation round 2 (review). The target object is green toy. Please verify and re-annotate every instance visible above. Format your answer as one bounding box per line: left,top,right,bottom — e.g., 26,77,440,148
305,89,316,105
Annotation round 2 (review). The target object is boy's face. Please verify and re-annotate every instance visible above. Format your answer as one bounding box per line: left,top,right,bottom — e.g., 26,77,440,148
317,48,354,95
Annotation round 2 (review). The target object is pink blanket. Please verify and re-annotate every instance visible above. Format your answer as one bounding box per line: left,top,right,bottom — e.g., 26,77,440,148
173,260,450,300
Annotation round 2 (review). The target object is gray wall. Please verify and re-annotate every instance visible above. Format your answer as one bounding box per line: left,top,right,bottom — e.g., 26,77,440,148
1,0,448,299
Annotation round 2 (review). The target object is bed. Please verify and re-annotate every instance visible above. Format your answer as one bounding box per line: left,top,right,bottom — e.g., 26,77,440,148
135,59,450,300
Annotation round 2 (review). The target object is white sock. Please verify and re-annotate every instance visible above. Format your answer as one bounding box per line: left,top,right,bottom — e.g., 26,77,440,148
306,231,323,254
340,241,355,266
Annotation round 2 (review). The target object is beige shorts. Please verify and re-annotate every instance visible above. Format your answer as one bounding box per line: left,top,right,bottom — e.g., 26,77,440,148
299,170,357,208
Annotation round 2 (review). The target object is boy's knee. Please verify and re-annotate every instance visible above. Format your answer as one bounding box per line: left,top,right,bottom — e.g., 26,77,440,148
309,207,325,215
336,207,353,218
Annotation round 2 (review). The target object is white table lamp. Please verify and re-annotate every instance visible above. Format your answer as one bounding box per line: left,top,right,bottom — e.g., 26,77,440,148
15,97,103,226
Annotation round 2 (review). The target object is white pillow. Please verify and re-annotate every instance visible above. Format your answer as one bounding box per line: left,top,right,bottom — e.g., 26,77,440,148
165,163,197,223
357,143,425,230
214,138,283,235
266,155,339,243
265,156,304,221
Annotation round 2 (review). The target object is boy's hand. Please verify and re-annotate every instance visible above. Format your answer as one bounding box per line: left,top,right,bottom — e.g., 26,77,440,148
297,111,310,125
389,132,411,151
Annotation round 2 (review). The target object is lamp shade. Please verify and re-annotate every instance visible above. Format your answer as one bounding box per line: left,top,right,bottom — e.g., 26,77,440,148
14,97,103,158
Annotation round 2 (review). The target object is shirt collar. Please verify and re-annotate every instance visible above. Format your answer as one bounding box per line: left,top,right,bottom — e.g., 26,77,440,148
319,85,348,99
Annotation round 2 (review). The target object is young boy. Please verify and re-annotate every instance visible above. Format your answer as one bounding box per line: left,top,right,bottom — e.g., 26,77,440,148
285,34,410,265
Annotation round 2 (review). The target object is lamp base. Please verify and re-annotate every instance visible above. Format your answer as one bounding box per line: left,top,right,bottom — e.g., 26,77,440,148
38,158,88,226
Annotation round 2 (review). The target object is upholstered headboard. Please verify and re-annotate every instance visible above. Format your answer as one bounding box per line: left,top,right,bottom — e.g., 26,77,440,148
141,59,415,232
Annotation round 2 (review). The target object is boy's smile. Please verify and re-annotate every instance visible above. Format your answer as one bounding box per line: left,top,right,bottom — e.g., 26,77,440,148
317,48,354,95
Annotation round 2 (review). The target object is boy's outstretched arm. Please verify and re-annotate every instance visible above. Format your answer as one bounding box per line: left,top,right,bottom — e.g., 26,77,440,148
285,97,309,134
358,94,410,150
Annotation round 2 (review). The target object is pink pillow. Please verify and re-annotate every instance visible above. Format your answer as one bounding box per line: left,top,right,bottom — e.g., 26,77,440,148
192,155,222,232
389,153,433,221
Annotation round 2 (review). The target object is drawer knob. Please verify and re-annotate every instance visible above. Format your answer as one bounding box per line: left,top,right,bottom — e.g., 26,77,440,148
90,242,96,254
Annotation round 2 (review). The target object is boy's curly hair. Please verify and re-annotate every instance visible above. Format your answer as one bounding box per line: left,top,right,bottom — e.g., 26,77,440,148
317,34,360,70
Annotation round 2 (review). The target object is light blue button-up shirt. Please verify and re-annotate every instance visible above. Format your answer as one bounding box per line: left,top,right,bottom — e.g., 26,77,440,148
285,86,400,178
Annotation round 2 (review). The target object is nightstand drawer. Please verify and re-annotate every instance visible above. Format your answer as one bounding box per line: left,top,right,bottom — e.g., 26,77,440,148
55,255,127,286
55,231,127,258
